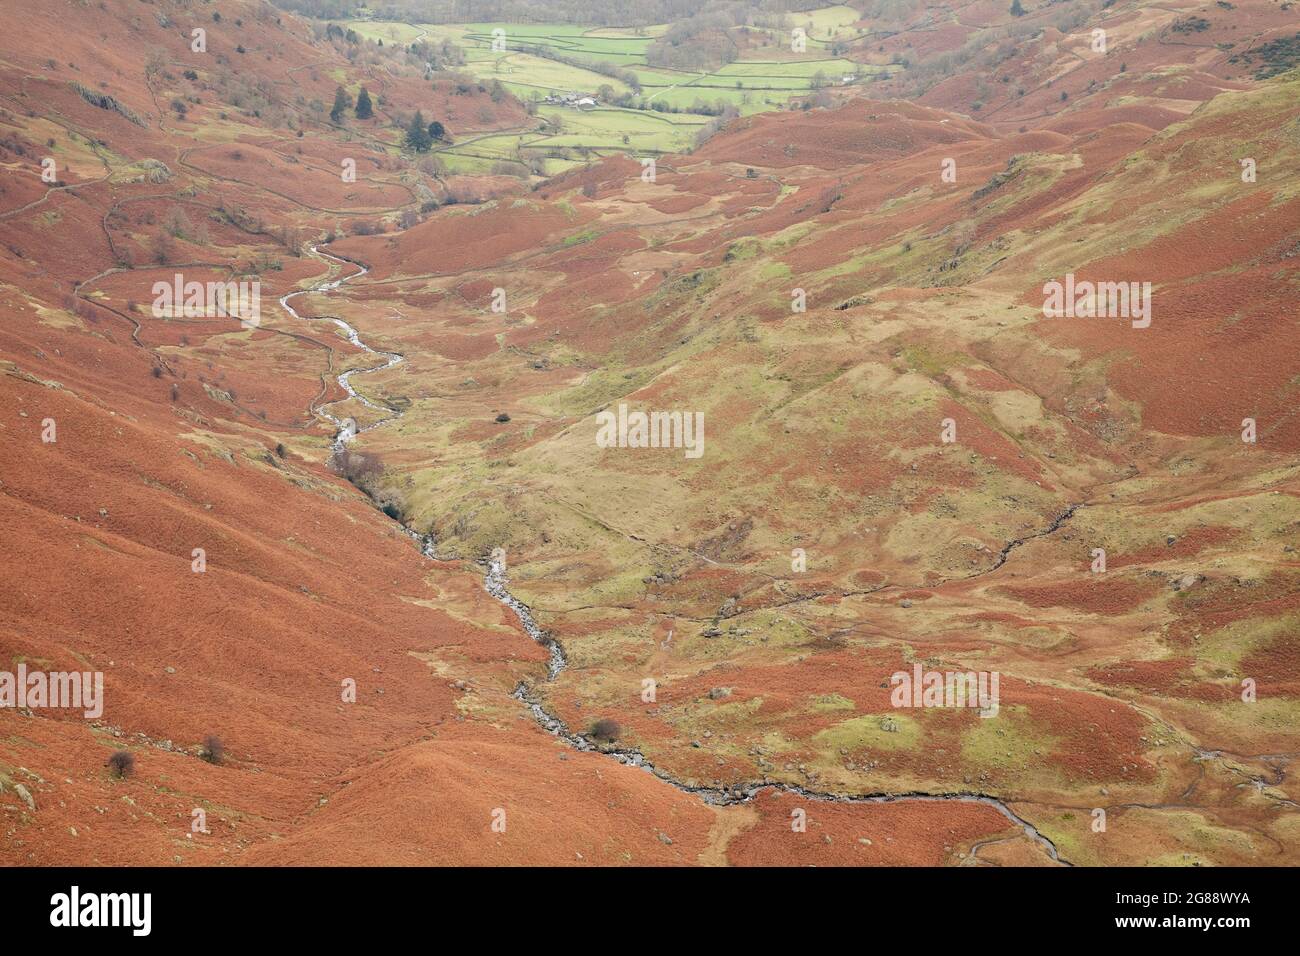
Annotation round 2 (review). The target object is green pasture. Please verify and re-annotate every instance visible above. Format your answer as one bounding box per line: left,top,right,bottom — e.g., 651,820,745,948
340,6,887,174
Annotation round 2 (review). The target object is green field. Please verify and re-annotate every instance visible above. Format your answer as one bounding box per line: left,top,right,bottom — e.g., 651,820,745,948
800,4,871,43
343,6,893,175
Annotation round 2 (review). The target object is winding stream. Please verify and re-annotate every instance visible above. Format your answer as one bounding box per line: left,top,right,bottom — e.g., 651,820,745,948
279,247,436,557
283,244,1069,865
279,248,397,449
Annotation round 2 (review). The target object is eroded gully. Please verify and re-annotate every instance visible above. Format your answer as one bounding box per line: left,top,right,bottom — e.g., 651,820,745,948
286,244,1070,865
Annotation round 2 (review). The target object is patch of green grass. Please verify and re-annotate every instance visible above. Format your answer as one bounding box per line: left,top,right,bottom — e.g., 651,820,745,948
562,229,597,246
758,261,793,281
815,712,922,751
960,704,1059,771
902,344,965,378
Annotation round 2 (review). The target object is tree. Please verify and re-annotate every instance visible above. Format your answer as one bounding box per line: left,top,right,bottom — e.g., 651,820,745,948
355,86,373,120
107,750,135,778
329,85,351,123
427,119,445,142
162,206,194,239
330,449,384,485
1010,0,1026,15
404,110,433,152
151,231,176,266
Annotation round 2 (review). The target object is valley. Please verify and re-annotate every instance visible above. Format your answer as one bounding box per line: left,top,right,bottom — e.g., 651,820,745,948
0,0,1297,870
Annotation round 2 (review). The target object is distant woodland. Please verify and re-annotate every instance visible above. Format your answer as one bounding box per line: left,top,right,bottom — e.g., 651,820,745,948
271,0,847,28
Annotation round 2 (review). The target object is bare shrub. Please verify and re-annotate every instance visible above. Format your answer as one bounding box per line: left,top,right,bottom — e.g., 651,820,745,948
330,449,384,485
106,750,135,778
163,207,208,245
151,232,176,265
489,160,528,179
590,718,621,743
279,224,302,255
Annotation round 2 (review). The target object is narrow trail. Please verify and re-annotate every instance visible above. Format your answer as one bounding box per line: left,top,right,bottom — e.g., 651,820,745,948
284,243,1070,866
